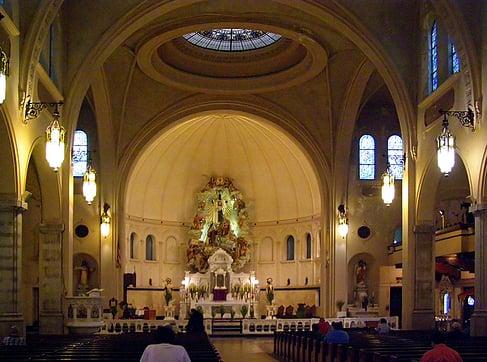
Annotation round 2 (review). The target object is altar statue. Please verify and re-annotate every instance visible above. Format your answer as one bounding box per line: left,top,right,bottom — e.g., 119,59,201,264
355,259,367,287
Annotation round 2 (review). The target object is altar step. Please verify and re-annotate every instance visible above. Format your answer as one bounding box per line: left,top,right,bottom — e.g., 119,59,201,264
211,319,243,336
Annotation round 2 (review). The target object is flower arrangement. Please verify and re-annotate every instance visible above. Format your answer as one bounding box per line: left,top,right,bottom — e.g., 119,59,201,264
188,284,198,299
198,284,209,300
219,305,225,318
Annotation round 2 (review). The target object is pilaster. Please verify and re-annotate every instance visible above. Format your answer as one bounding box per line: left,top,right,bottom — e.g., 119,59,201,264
0,194,27,337
471,204,487,336
411,223,435,330
39,222,65,334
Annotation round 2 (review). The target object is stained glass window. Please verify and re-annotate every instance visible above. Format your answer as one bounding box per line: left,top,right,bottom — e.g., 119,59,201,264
146,235,155,261
306,233,312,259
359,135,375,180
130,232,137,259
72,130,88,177
388,135,404,180
393,227,402,246
286,235,295,261
430,21,439,92
183,28,281,52
449,39,460,74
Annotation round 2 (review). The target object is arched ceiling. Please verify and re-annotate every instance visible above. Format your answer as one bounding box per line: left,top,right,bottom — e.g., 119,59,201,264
126,114,321,223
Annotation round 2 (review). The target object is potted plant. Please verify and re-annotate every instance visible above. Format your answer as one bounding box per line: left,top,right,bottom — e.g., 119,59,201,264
230,308,235,319
211,307,216,319
196,305,204,315
219,305,225,318
240,305,249,319
250,305,255,319
336,300,346,318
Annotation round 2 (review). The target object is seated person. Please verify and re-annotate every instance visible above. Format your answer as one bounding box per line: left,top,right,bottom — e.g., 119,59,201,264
140,326,190,362
178,309,208,344
318,318,330,335
420,331,462,362
2,326,25,346
376,318,390,335
447,321,467,341
323,321,349,344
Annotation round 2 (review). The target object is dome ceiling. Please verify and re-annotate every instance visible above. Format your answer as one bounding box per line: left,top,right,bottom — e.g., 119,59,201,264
126,114,321,223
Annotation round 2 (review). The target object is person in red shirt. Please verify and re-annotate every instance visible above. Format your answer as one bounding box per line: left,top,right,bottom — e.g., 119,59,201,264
420,331,463,362
318,318,330,335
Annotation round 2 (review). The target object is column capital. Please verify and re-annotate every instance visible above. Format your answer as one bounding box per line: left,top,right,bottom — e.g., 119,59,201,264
413,224,435,234
0,193,27,213
39,222,65,234
471,203,487,216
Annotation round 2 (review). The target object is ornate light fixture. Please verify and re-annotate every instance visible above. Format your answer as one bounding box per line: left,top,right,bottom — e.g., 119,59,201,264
82,160,97,204
437,108,474,176
0,49,9,104
100,203,111,238
381,164,395,206
337,204,349,238
25,99,65,171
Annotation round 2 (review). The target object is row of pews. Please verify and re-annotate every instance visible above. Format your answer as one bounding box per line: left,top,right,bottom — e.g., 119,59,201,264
274,330,487,362
0,333,222,361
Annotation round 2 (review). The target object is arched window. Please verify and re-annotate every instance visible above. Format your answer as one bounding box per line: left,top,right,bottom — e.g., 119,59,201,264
393,227,402,246
146,235,155,261
72,130,88,177
306,233,312,259
387,135,404,180
443,293,451,315
130,232,137,259
449,38,460,74
286,235,295,261
359,135,375,180
430,21,439,92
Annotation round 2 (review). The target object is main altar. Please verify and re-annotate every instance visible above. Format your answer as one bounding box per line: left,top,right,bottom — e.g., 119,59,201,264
179,177,259,318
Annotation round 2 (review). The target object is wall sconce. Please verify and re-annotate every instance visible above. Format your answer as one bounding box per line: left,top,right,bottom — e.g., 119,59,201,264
337,204,349,238
0,49,9,104
100,203,111,238
437,108,474,176
82,159,97,204
25,99,65,171
381,163,395,206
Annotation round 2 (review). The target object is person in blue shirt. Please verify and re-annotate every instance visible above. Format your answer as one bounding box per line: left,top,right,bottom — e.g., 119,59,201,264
324,321,349,344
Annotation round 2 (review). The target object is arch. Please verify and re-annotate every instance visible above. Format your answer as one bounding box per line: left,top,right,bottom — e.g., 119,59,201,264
26,139,62,221
358,134,376,180
129,232,137,259
0,110,17,194
165,236,179,263
417,150,473,222
305,232,312,259
72,130,88,177
62,0,415,162
387,135,404,180
145,234,155,261
259,237,273,262
286,235,295,261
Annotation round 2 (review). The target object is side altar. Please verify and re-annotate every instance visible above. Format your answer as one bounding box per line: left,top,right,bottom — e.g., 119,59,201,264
179,248,259,319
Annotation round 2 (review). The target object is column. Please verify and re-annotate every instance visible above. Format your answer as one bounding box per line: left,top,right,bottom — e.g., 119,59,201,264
0,194,27,337
39,223,64,334
471,204,487,336
411,224,435,329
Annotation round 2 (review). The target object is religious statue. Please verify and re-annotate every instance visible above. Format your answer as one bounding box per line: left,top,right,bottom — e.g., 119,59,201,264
74,260,94,293
355,259,367,287
109,297,118,319
266,278,274,305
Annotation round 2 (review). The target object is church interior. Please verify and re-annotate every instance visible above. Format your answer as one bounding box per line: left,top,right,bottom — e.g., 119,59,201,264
1,1,487,361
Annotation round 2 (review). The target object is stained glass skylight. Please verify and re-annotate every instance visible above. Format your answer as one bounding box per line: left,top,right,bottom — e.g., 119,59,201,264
183,28,281,52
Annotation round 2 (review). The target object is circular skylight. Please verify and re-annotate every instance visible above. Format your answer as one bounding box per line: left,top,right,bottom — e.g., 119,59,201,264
183,28,281,52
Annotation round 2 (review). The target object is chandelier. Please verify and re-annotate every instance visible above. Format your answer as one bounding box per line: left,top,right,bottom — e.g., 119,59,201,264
381,164,395,206
82,163,97,204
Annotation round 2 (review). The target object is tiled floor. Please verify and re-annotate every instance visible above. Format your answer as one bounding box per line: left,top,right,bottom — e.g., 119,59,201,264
211,336,277,362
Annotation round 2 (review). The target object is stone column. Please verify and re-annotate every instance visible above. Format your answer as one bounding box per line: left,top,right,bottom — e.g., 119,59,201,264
471,204,487,336
0,194,27,337
411,224,435,329
39,223,64,334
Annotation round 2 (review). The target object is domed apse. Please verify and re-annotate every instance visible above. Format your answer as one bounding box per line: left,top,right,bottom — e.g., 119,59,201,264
125,113,321,224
